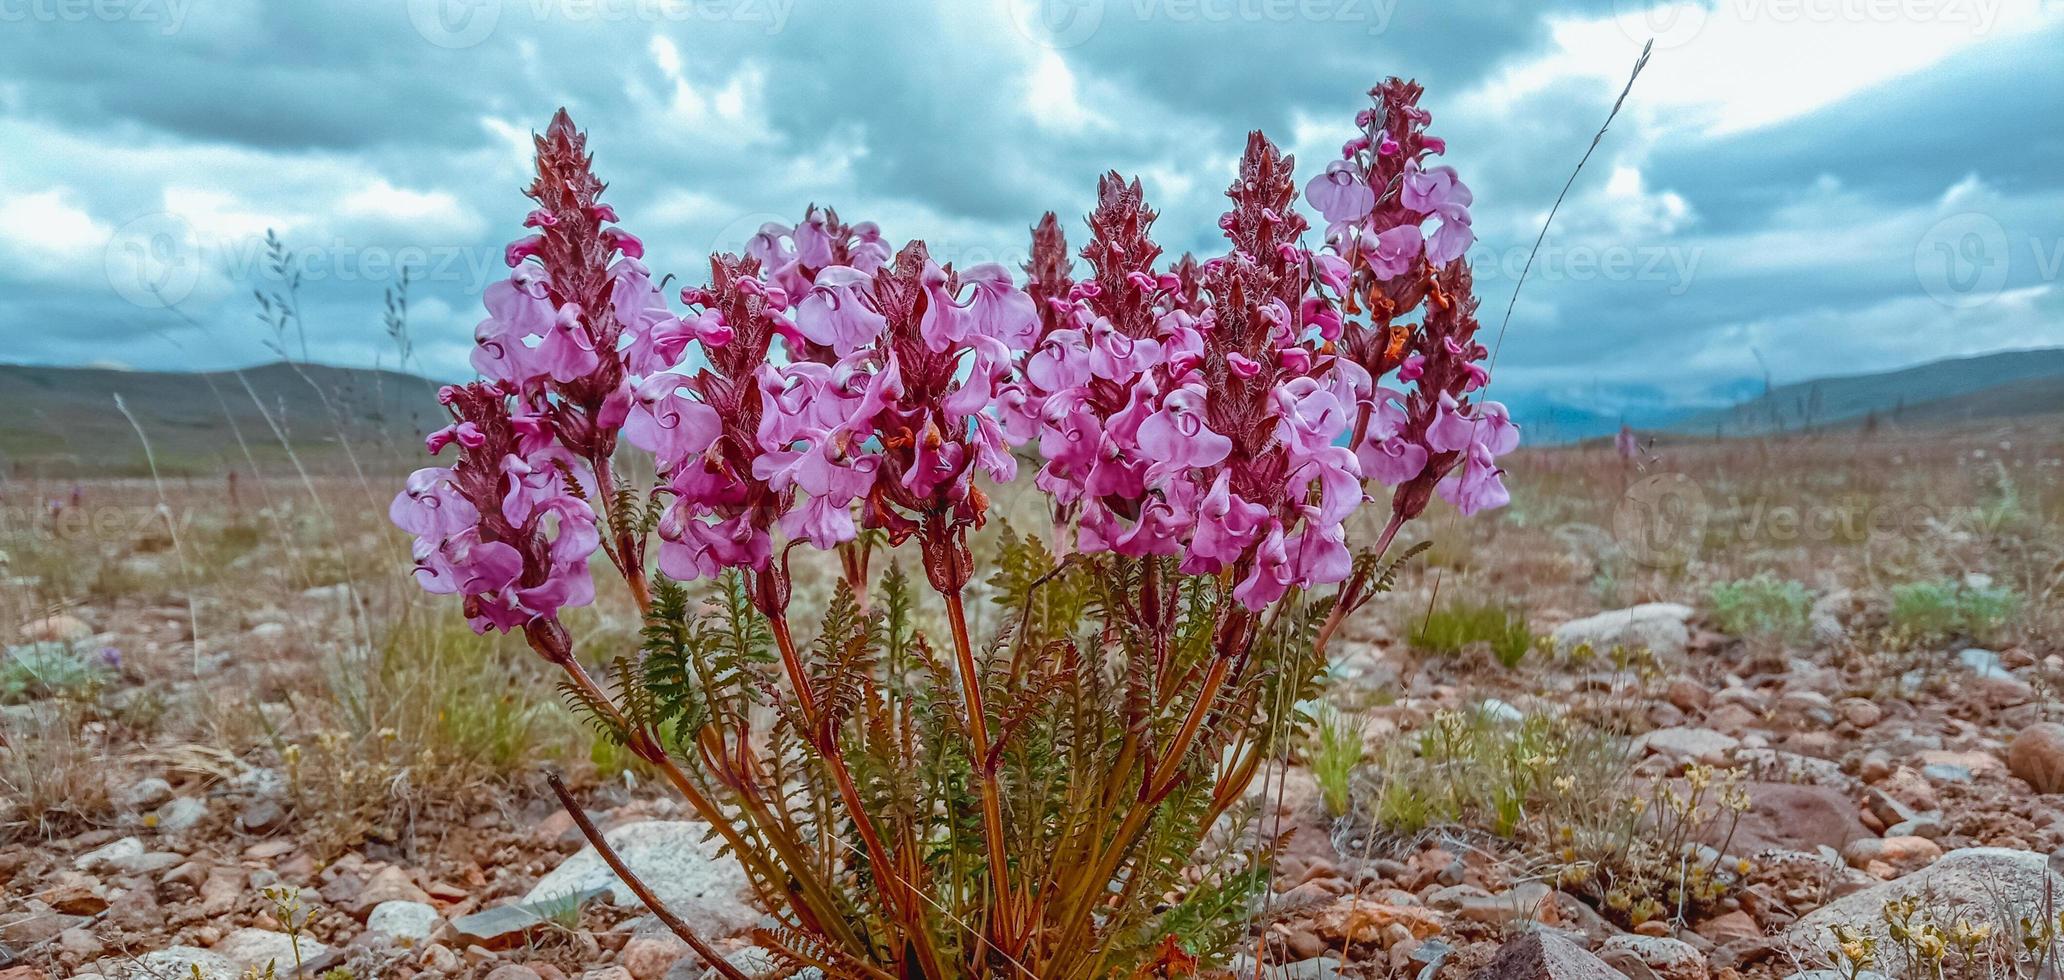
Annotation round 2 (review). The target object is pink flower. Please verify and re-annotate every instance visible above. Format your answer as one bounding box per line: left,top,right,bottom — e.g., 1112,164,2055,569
1436,443,1509,516
623,374,721,467
1303,160,1375,223
1135,384,1231,485
1403,164,1474,264
1358,436,1428,487
920,261,1040,351
795,266,886,355
1184,472,1270,574
1366,225,1424,279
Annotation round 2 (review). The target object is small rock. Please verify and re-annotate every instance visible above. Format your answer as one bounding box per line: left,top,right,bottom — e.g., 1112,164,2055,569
350,865,433,917
1599,934,1707,980
581,969,636,980
1958,647,2006,676
2008,723,2064,793
236,799,287,834
1454,882,1559,927
484,967,544,980
121,778,174,810
1693,909,1761,944
1312,898,1445,943
1551,604,1693,661
526,822,757,936
199,866,245,916
1641,727,1740,766
74,837,145,873
116,947,238,980
622,934,691,979
44,870,108,914
419,944,462,972
367,900,443,945
450,888,604,950
1469,930,1622,980
58,925,103,958
1836,699,1881,728
1480,699,1524,724
1715,782,1871,854
1842,836,1942,877
1665,680,1711,713
211,927,331,973
0,906,87,945
154,797,210,834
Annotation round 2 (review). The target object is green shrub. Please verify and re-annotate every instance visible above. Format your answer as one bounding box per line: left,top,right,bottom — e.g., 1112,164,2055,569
1707,574,1812,640
1890,579,2022,644
1409,601,1533,668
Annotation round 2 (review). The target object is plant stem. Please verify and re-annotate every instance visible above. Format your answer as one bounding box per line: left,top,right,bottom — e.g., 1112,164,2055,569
591,455,651,614
1312,511,1405,657
547,773,756,980
768,612,950,978
943,587,1020,954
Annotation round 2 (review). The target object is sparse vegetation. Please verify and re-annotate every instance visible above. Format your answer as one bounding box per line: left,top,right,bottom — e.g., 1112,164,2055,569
1408,601,1534,668
1890,578,2023,646
1,641,111,703
1305,704,1367,817
1707,573,1812,640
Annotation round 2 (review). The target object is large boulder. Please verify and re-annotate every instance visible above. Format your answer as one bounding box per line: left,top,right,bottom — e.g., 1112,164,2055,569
1551,604,1693,660
1784,848,2064,959
525,821,758,937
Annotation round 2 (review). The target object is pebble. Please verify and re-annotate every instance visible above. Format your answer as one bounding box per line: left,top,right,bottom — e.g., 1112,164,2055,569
1842,836,1943,877
1600,934,1708,980
367,900,444,945
2008,723,2064,793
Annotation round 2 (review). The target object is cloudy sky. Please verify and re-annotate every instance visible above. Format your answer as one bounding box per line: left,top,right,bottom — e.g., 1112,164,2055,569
1,0,2059,430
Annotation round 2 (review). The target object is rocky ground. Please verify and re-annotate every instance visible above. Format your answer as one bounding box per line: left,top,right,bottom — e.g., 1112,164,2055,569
4,427,2062,979
6,592,2061,980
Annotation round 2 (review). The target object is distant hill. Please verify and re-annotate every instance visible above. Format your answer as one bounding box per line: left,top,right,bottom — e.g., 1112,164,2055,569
1666,348,2064,437
0,362,448,476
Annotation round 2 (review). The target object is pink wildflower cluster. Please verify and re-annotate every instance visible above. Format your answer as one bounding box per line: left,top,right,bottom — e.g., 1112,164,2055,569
398,86,1515,632
635,203,1037,599
390,381,600,641
1308,78,1518,519
392,110,669,639
1000,136,1367,609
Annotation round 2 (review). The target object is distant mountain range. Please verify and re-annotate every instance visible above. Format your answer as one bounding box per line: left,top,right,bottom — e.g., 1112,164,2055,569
1663,347,2064,438
4,348,2063,474
1505,348,2064,443
0,362,445,476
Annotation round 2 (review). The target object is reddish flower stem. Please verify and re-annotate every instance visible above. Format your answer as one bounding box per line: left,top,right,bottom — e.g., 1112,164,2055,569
943,586,1021,951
